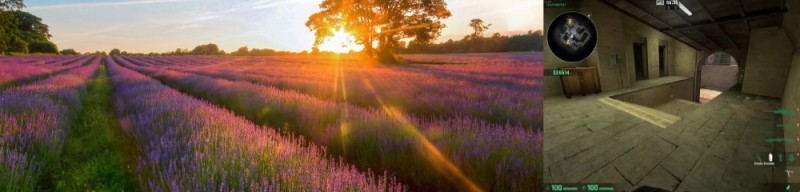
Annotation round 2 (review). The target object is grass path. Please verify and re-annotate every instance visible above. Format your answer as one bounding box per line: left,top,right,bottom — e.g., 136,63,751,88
52,61,141,191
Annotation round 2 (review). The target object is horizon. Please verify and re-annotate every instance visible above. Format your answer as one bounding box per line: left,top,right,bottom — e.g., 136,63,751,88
24,0,543,54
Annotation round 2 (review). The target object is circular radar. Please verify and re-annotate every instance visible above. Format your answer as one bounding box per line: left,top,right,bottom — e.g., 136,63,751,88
547,12,597,62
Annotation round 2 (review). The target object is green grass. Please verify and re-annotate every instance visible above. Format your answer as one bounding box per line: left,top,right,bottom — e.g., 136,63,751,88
52,62,140,191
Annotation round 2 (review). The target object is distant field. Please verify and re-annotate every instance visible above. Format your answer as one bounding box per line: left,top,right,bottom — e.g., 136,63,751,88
0,53,543,191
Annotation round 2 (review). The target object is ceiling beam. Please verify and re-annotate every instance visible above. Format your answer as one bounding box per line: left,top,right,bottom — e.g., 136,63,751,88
717,25,739,50
694,0,716,21
693,0,739,50
664,7,785,32
737,0,747,16
606,0,673,28
600,0,704,50
669,31,710,50
667,7,724,50
687,29,723,50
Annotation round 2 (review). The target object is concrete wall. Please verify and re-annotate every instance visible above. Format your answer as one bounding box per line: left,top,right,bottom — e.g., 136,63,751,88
782,0,800,184
742,27,794,98
700,65,738,89
543,0,700,97
610,78,694,107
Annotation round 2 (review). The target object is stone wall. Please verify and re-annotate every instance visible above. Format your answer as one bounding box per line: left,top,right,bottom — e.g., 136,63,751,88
700,65,738,90
742,27,794,98
610,78,694,108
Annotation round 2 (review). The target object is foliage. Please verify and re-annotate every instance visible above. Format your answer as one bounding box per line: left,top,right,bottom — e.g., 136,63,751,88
231,46,248,55
28,40,57,54
468,18,491,39
190,43,223,55
59,49,79,55
401,30,544,54
109,48,121,55
0,0,24,11
0,6,59,54
12,11,51,41
306,0,451,62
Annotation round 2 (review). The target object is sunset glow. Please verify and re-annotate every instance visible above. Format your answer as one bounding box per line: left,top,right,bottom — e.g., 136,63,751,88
318,28,363,53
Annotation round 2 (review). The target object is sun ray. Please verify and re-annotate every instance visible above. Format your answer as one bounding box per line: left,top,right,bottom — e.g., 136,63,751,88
355,70,484,192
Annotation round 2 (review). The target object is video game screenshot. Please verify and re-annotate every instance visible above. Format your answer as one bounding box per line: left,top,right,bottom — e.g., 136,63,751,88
543,0,800,191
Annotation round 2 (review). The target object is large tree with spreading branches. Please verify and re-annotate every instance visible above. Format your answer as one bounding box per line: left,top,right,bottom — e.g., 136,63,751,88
306,0,451,63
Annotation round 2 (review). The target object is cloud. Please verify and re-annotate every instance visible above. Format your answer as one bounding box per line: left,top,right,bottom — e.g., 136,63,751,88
26,0,193,10
251,0,309,10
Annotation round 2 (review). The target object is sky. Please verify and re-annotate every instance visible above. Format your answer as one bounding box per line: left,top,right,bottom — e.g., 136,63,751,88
24,0,543,53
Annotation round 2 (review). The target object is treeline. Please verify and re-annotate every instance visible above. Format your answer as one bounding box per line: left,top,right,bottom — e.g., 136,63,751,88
230,46,309,56
399,30,543,54
101,43,323,56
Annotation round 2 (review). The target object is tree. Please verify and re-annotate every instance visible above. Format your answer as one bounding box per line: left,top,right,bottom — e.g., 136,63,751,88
28,40,57,53
233,46,249,55
190,43,221,55
398,29,543,54
0,0,24,11
0,0,23,54
12,11,51,41
0,7,60,54
469,18,491,39
59,49,78,55
306,0,451,63
109,48,121,55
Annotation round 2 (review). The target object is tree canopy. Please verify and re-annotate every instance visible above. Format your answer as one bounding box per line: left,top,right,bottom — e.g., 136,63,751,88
306,0,451,63
0,1,60,55
60,49,79,55
109,48,122,55
468,19,491,39
0,0,24,11
401,30,544,54
190,43,224,55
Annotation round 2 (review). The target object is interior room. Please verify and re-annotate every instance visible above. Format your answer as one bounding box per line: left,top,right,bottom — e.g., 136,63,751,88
543,0,800,191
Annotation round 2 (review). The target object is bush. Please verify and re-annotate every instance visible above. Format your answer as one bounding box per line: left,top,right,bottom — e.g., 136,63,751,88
28,40,58,54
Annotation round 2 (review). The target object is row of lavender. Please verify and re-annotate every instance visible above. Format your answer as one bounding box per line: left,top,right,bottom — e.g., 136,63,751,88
0,57,100,190
106,57,404,191
129,55,542,128
115,56,542,191
0,56,91,87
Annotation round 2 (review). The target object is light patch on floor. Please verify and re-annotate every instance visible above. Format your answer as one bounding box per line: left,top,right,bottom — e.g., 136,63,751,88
599,97,680,128
699,88,723,103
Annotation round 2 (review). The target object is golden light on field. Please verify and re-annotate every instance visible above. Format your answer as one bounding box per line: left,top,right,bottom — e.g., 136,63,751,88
318,28,363,53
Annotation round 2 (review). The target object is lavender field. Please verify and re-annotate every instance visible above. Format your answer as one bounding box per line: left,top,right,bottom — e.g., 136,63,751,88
0,53,543,191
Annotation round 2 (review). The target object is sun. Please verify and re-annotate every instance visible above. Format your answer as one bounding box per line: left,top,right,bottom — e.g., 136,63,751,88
318,28,363,53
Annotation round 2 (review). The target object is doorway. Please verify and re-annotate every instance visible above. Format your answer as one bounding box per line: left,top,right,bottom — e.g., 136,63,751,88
658,45,667,76
696,52,739,103
633,43,647,80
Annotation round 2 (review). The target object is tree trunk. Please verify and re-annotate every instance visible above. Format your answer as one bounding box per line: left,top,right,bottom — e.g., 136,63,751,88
377,33,399,64
362,37,374,57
